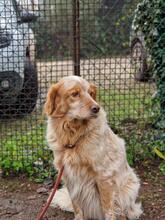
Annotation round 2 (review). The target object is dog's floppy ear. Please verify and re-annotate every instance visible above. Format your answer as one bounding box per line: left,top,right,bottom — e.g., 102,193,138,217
44,83,60,116
89,83,97,100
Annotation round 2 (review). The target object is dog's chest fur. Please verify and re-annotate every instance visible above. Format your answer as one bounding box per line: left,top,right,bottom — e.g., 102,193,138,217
63,156,105,220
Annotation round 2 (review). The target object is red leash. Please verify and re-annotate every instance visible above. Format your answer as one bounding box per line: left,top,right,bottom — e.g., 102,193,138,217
36,166,64,220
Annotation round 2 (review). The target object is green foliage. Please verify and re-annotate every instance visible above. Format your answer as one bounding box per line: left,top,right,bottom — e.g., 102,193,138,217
159,162,165,175
133,0,165,174
34,0,140,59
133,0,165,123
0,123,55,182
94,0,140,56
125,129,165,174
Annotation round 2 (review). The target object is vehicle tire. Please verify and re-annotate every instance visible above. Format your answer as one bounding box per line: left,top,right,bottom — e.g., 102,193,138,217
131,38,149,82
0,58,38,117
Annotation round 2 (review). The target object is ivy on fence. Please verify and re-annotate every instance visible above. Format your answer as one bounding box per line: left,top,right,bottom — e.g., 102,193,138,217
133,0,165,126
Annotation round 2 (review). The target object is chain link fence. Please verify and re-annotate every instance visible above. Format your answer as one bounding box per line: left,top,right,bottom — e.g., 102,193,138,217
0,0,159,176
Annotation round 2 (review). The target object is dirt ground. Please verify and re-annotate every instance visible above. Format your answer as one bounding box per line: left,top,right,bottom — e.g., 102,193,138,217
0,161,164,220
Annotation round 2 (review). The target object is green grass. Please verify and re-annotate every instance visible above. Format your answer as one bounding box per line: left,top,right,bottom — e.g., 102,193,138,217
98,84,156,128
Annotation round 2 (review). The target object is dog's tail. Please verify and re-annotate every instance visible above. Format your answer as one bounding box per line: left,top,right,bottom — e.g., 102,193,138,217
50,187,74,212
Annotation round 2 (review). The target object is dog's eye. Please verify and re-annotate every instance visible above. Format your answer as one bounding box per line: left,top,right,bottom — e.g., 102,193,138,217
71,91,79,97
90,92,94,97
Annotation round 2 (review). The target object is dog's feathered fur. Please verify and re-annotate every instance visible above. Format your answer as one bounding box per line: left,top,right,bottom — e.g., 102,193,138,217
45,76,142,220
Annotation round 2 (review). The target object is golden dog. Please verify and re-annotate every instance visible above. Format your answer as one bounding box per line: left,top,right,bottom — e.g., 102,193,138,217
44,76,142,220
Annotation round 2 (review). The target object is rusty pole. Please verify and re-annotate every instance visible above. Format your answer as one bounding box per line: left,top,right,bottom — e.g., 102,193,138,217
72,0,80,76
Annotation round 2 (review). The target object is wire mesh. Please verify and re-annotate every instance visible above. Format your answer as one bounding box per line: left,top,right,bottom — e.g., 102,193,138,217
0,0,158,175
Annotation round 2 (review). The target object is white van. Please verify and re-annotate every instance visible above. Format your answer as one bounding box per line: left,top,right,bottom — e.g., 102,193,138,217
0,0,38,117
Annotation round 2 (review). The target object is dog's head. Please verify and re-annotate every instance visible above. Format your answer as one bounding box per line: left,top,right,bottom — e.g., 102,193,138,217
44,76,100,120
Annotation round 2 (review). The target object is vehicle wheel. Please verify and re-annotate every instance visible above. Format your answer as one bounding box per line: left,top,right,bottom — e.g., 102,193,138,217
131,38,149,82
0,58,38,117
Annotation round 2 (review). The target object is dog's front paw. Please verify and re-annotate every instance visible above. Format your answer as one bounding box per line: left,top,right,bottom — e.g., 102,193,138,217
105,212,116,220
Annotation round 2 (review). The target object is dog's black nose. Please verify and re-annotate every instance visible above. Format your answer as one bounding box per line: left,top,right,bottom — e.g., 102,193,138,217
91,105,100,114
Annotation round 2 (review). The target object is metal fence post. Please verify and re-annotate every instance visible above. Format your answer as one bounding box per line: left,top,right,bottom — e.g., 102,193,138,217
72,0,80,76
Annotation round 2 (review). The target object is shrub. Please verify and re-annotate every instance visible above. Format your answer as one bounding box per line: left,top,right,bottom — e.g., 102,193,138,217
34,0,140,59
95,0,140,56
133,0,165,125
0,123,54,182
